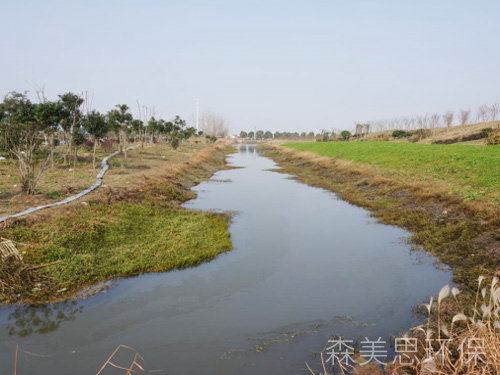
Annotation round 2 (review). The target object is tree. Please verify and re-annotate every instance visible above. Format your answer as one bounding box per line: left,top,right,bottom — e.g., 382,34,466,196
59,92,84,164
240,130,248,138
200,111,228,137
34,100,64,168
460,109,471,126
264,131,273,139
107,104,133,158
256,130,264,139
248,131,254,139
340,130,351,141
71,127,85,171
0,92,50,194
83,110,109,168
443,111,454,130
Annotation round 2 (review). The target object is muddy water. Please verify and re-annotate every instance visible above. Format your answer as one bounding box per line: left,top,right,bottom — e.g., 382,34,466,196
0,144,450,374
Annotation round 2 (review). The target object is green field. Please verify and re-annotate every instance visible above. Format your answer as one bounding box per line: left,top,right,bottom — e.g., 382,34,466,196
284,142,500,201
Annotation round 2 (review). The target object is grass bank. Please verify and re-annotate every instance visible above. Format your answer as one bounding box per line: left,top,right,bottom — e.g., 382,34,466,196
285,142,499,202
0,143,233,304
262,142,500,293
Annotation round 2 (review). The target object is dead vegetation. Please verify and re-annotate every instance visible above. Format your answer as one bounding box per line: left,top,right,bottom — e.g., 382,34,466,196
308,276,500,375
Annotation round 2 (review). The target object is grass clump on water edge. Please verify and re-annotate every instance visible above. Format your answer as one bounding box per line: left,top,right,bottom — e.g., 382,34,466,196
1,202,231,303
0,143,233,303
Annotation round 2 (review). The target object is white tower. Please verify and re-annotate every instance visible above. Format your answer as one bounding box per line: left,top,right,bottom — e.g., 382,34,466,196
195,99,200,131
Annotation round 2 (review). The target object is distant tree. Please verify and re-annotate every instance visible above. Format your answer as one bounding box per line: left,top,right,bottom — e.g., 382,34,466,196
460,109,471,126
34,100,64,168
200,111,228,137
107,104,133,158
340,130,352,141
300,132,306,137
83,110,109,168
256,130,264,139
240,130,248,138
0,92,49,194
248,131,255,139
264,131,273,139
131,119,144,139
147,117,160,142
71,127,86,170
59,92,84,164
443,111,454,130
307,132,315,137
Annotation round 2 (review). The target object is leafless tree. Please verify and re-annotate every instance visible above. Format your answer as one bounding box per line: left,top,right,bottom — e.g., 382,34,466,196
489,103,500,121
476,105,490,123
443,111,454,129
460,109,471,126
429,113,441,129
417,115,429,129
200,111,229,137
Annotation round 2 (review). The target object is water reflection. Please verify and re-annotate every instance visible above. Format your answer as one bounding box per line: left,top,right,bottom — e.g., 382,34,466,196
7,301,83,337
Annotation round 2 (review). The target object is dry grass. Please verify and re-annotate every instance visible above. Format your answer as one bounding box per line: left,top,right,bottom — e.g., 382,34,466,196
308,276,500,375
359,121,500,144
11,344,156,375
0,139,212,216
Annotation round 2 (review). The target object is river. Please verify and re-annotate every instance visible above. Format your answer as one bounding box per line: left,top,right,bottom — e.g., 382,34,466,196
0,144,450,374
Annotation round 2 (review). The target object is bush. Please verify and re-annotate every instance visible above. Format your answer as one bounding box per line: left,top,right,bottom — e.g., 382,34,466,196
170,137,180,149
480,127,493,138
486,128,500,145
340,130,351,141
409,128,432,142
392,130,412,138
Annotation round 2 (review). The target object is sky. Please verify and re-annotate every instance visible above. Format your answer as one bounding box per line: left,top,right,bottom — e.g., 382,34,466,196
1,0,499,134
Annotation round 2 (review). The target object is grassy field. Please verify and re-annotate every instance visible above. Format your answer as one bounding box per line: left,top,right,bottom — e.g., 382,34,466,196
284,142,500,202
0,143,233,303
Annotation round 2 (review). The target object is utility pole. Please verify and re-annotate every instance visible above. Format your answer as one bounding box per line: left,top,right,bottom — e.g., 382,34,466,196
195,99,199,131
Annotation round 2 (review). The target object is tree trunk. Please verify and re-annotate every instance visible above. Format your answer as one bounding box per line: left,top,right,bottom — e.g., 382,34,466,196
73,147,77,175
93,138,97,169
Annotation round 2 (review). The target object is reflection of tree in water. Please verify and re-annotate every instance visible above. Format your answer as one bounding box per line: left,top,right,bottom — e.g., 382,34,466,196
7,301,83,337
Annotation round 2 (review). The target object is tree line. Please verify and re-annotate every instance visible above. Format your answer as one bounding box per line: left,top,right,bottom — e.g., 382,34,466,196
239,130,317,139
366,102,500,132
0,91,206,195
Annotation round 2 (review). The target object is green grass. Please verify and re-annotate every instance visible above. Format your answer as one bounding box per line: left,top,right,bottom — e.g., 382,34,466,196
2,202,231,302
284,142,500,201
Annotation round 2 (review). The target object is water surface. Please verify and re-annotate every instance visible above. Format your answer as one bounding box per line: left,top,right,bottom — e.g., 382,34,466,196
0,144,450,374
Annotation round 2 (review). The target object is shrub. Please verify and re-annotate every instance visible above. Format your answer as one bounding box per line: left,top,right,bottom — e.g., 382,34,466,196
392,130,412,138
486,128,500,145
480,127,493,138
409,128,432,142
340,130,352,141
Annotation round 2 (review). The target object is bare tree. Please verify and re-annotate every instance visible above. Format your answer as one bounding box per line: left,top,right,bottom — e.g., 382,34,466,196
429,113,441,129
200,111,229,137
443,111,454,129
460,109,471,126
476,105,489,123
489,103,500,121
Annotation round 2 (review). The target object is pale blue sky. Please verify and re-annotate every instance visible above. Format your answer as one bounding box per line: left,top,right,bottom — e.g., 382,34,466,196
1,0,499,133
